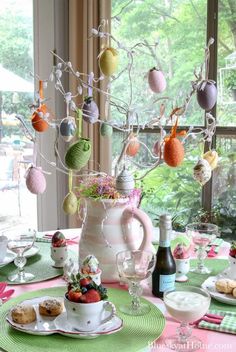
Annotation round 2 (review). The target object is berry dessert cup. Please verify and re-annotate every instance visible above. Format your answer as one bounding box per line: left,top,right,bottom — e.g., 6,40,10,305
65,273,115,331
173,243,190,282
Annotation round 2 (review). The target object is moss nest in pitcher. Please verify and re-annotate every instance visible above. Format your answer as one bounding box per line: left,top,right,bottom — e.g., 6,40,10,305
75,175,141,201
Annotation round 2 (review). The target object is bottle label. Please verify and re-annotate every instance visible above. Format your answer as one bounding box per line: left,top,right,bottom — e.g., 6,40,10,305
159,274,176,292
159,240,171,247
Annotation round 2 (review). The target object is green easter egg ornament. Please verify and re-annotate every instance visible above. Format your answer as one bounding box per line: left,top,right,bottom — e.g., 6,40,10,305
100,122,113,137
65,138,92,170
62,191,78,215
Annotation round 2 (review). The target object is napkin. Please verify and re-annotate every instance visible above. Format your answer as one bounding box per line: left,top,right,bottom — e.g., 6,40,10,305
197,309,236,335
0,282,14,304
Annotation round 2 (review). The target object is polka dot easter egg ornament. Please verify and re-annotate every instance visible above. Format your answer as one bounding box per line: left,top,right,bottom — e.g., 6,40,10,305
65,138,92,170
164,118,185,167
148,67,166,93
193,158,212,185
26,166,46,194
99,47,118,77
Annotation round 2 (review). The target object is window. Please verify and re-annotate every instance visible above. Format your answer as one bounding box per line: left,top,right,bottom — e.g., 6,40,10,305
111,0,236,238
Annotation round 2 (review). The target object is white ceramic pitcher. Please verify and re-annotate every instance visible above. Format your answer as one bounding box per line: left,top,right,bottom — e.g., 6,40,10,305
79,198,153,283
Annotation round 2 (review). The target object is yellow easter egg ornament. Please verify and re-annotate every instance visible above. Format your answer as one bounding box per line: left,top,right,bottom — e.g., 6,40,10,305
99,48,118,77
62,191,78,215
203,150,218,170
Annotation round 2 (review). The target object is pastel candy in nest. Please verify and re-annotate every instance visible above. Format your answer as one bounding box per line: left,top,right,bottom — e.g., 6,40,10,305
65,138,92,170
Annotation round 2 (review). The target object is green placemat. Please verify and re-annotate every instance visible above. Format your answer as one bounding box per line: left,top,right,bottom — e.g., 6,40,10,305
176,259,236,312
0,243,72,285
0,287,165,352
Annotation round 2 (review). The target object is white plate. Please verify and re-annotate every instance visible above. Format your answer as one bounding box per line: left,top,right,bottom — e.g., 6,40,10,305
6,296,123,339
202,276,236,305
0,245,40,268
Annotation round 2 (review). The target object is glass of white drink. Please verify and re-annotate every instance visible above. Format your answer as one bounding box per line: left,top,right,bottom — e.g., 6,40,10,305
164,286,211,352
4,228,36,283
186,223,218,274
116,250,156,315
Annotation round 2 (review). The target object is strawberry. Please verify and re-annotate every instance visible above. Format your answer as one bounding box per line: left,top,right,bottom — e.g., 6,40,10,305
229,241,236,258
68,289,82,302
79,289,101,303
80,278,91,287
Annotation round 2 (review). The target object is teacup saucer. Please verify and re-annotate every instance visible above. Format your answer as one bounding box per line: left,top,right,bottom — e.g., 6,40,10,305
54,312,123,339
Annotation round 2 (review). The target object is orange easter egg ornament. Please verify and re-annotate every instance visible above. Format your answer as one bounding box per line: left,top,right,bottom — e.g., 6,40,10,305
31,105,49,132
164,137,184,167
126,136,140,157
163,118,185,167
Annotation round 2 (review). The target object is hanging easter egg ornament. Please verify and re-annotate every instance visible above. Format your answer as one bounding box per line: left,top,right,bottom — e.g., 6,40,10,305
31,80,49,132
153,140,161,156
126,134,140,157
59,116,77,142
116,168,135,196
99,47,118,77
164,119,185,167
148,67,166,93
82,97,99,124
65,138,92,170
100,122,113,137
26,166,46,194
203,150,218,170
62,191,78,215
197,81,217,111
193,158,212,186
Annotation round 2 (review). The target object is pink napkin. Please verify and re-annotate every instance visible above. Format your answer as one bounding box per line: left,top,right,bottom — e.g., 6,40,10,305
0,282,14,302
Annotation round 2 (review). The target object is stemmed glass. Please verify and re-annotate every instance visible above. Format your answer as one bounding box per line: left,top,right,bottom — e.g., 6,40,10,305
164,286,211,352
116,249,156,316
4,228,36,283
186,223,218,274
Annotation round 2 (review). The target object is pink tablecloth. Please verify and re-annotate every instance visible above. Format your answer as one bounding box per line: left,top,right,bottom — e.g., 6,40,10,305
2,230,235,352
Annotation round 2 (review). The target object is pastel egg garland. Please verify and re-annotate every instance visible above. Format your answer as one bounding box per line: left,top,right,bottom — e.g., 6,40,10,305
148,67,166,93
26,166,46,194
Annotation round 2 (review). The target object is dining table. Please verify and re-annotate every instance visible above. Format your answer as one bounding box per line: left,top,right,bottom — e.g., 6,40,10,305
0,228,235,352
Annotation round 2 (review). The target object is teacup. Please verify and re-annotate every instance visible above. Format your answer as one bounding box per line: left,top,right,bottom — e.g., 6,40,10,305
175,257,190,282
0,236,8,262
51,246,68,268
64,296,116,332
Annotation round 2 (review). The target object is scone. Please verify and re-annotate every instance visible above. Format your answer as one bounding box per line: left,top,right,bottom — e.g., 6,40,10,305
215,279,235,294
39,299,63,316
11,304,36,324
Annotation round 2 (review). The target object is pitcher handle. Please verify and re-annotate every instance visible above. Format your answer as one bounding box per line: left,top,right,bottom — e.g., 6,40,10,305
123,206,153,251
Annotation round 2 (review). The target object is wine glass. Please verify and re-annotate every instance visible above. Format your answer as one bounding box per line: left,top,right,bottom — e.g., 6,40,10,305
4,228,36,283
164,286,211,352
186,223,218,274
116,249,156,316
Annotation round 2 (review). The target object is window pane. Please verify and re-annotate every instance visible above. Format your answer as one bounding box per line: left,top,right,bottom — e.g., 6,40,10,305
217,1,236,126
212,135,236,239
0,0,37,230
111,0,207,126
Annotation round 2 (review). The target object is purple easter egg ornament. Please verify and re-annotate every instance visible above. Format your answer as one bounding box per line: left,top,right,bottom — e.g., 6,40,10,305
197,81,217,111
82,97,99,124
148,67,166,93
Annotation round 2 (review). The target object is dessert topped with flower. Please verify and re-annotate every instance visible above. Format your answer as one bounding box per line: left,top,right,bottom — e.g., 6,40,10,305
173,243,190,260
66,272,108,303
229,242,236,258
81,255,100,275
76,175,141,203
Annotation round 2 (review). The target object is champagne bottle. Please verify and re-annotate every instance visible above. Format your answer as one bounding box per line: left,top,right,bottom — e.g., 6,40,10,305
152,214,176,298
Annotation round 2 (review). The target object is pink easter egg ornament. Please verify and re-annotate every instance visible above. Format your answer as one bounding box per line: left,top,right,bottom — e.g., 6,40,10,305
26,166,46,194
